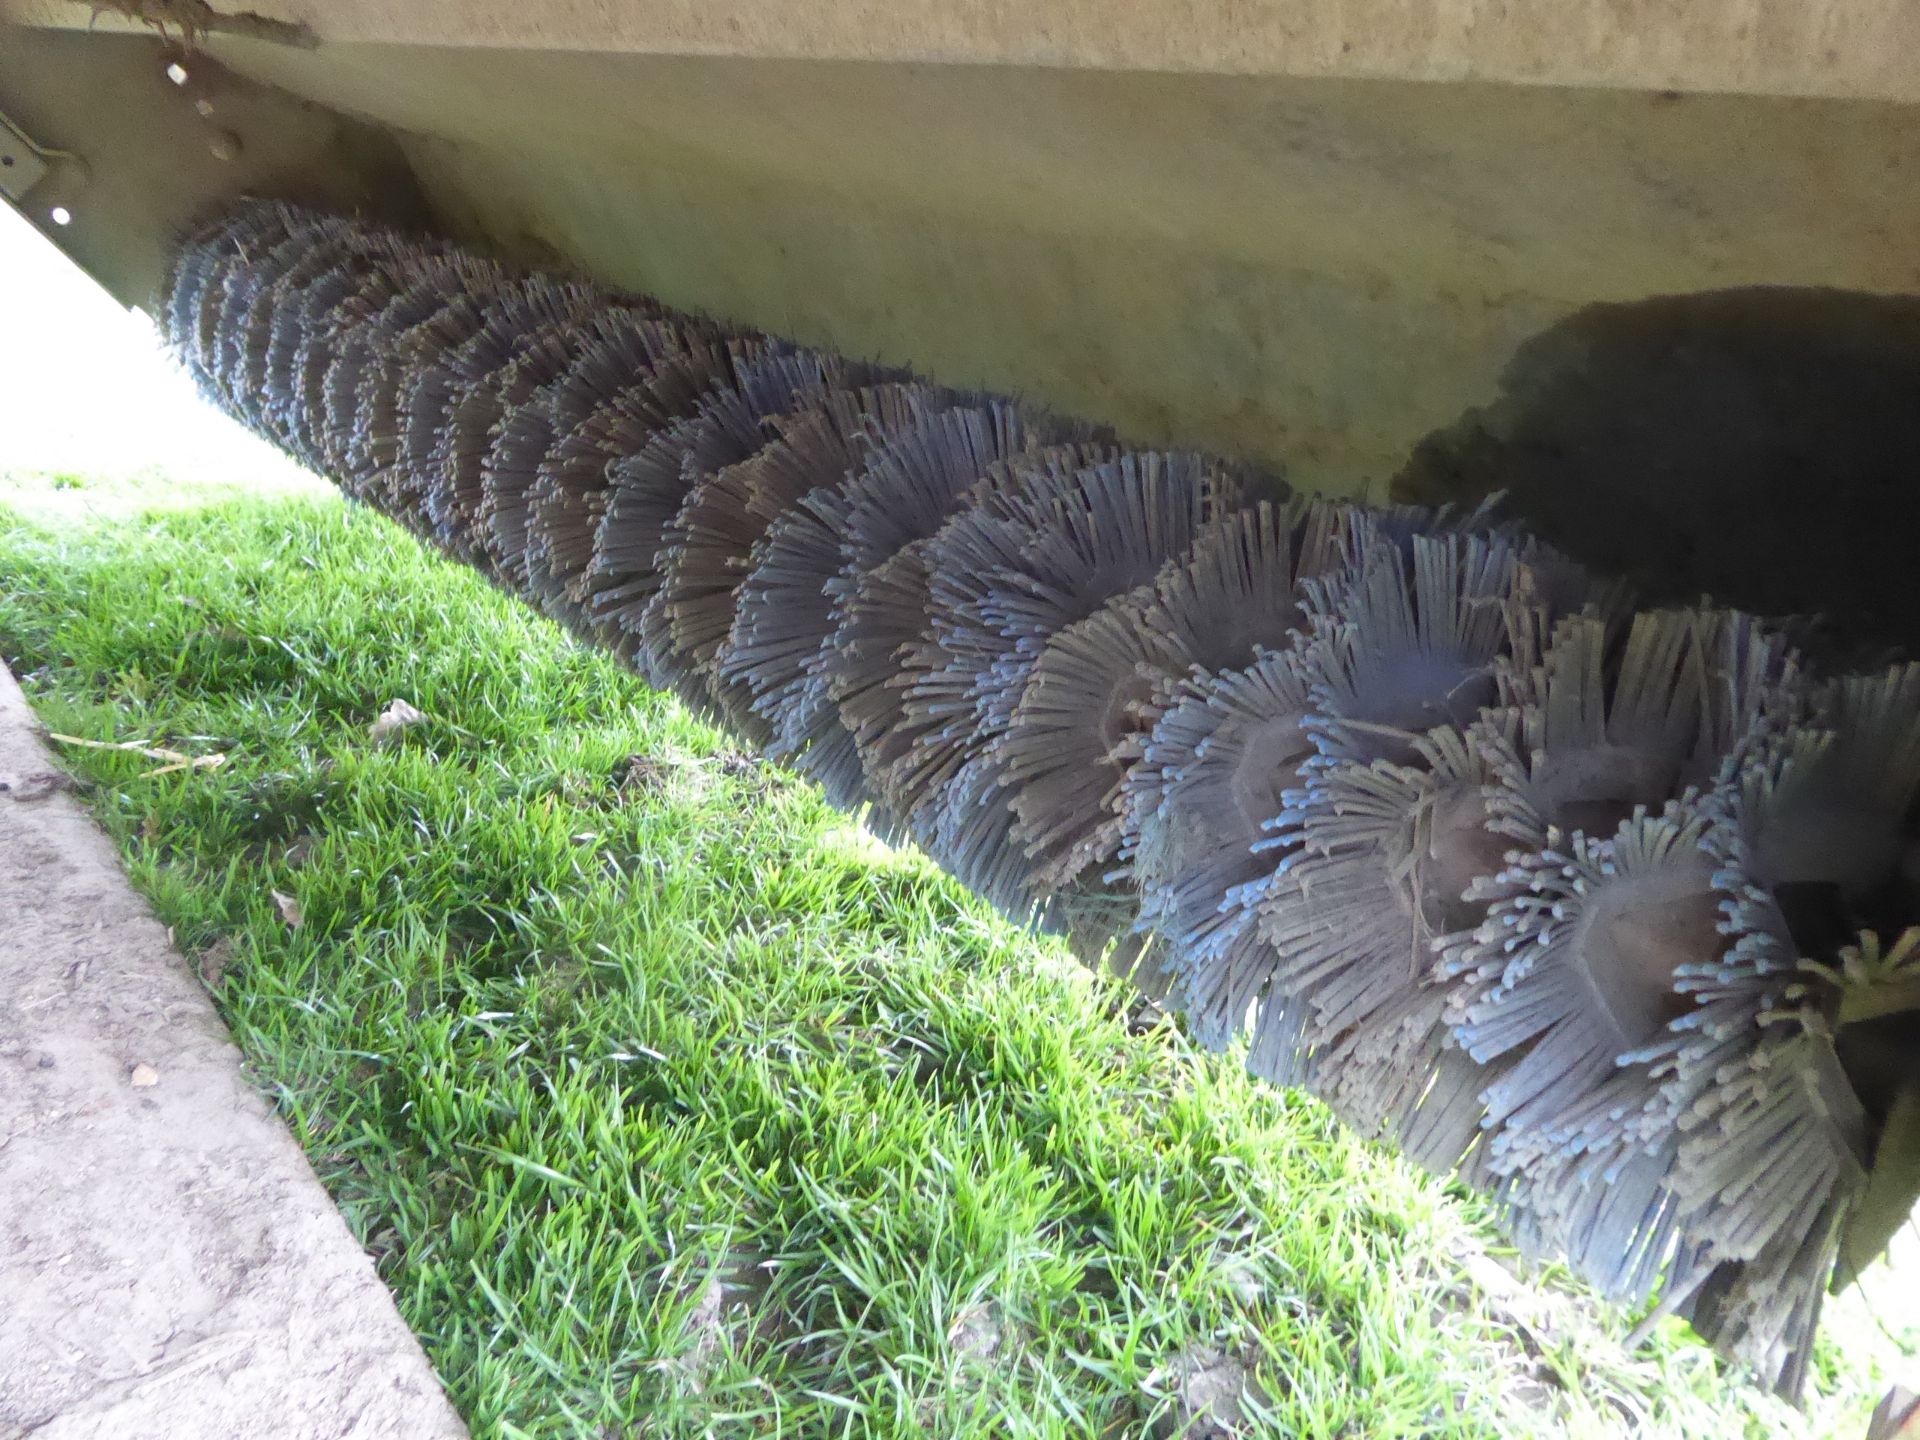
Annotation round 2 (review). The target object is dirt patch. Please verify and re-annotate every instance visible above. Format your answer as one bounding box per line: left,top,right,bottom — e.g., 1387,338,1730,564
1145,1343,1263,1438
0,660,465,1440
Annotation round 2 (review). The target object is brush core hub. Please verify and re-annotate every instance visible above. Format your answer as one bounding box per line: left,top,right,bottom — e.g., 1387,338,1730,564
1574,867,1724,1043
1414,787,1509,934
1100,669,1160,753
1352,653,1498,763
1198,596,1304,675
1229,715,1312,832
1532,745,1679,842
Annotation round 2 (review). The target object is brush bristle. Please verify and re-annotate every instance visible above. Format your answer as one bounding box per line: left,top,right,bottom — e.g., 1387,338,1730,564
159,198,1920,1398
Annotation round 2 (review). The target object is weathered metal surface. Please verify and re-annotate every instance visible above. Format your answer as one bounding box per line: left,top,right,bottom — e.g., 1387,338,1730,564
4,0,1918,103
0,29,427,311
4,10,1920,508
0,107,51,202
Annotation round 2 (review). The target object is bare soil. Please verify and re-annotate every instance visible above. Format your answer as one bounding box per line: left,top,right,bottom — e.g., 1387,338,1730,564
0,661,465,1440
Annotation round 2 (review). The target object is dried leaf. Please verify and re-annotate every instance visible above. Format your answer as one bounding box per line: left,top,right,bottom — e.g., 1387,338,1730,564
45,731,225,778
271,888,303,928
138,752,226,779
369,698,427,745
48,732,187,762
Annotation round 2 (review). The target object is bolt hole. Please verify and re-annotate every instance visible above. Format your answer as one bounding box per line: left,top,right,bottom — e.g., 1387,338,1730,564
0,154,13,168
49,206,71,227
166,62,189,85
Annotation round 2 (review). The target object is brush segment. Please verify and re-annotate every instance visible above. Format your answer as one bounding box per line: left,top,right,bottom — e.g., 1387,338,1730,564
159,199,1920,1397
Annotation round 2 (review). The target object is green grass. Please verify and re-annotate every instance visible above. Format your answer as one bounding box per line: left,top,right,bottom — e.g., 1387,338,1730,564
1,463,1914,1439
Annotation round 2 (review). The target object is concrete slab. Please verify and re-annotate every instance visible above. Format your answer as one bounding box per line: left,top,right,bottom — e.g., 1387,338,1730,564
0,661,467,1440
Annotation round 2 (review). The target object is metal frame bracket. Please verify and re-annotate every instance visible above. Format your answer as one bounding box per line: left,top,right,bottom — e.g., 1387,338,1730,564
0,107,55,201
0,100,86,206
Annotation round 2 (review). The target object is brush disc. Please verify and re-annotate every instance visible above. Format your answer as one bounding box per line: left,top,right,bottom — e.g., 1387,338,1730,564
158,200,1920,1394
